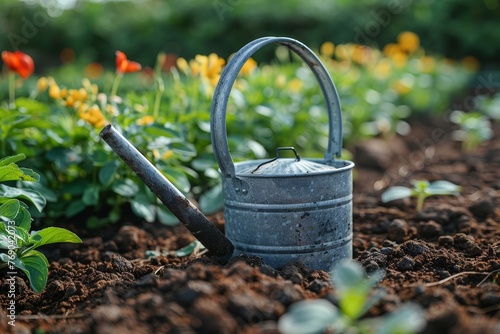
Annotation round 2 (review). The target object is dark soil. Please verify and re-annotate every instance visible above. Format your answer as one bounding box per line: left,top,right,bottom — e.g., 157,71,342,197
1,117,499,334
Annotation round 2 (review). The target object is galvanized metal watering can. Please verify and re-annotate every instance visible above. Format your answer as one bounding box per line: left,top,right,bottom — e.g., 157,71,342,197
100,36,353,270
211,37,354,270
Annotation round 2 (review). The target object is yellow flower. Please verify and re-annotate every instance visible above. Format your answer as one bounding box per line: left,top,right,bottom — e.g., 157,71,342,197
77,103,88,116
189,59,201,77
163,150,174,160
320,41,335,58
373,59,392,79
37,77,48,93
391,52,407,68
65,95,75,107
397,31,420,54
240,58,257,75
176,57,189,74
288,78,303,93
335,44,354,61
136,115,154,126
105,104,119,116
79,104,106,128
82,78,92,91
392,80,411,95
206,53,225,86
191,54,224,86
352,45,374,66
275,74,286,88
60,88,67,99
419,56,435,73
383,43,401,58
49,83,61,99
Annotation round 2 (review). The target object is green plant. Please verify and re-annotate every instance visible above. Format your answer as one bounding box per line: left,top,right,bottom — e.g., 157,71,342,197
381,180,461,211
278,259,426,334
450,110,493,151
0,33,475,228
0,154,81,293
475,93,500,120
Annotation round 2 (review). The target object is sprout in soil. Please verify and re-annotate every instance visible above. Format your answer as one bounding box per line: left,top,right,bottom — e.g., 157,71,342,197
381,179,461,212
450,110,493,152
278,259,426,334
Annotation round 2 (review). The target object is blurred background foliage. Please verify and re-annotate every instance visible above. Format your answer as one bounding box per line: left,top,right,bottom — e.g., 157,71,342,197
1,0,499,72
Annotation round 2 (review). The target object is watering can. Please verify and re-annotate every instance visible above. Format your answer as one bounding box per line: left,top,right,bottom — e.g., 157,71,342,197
100,36,353,270
211,37,354,270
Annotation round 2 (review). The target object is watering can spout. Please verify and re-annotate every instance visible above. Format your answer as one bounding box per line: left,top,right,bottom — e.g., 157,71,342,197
99,124,234,263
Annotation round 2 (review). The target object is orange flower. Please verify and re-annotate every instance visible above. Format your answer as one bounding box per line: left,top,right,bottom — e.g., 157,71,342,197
397,31,420,54
115,51,141,74
1,51,34,79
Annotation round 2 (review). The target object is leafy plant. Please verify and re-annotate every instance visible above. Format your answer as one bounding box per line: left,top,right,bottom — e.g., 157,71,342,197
0,154,81,293
381,180,461,211
450,110,493,151
0,33,475,228
278,259,426,334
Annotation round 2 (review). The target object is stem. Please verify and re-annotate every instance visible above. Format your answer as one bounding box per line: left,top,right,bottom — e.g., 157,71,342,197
416,194,425,212
8,72,15,110
153,76,164,119
110,73,123,97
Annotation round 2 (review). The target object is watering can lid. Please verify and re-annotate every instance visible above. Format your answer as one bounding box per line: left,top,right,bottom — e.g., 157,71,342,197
236,147,337,176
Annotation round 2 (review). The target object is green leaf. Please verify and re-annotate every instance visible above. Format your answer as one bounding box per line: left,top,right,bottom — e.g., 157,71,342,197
0,163,38,182
30,234,42,242
19,168,40,182
17,250,49,293
14,205,32,231
427,181,461,196
144,124,181,138
0,154,26,167
199,184,224,214
381,186,413,203
157,206,179,226
90,149,110,167
112,179,139,197
29,227,82,248
15,97,50,113
332,259,365,288
1,114,30,129
0,252,10,263
46,129,65,145
82,185,100,206
99,160,119,186
130,194,156,223
0,199,20,220
278,299,339,334
175,240,205,257
163,167,190,193
372,302,426,334
18,181,57,203
0,184,46,212
168,141,197,158
0,223,13,249
64,199,87,217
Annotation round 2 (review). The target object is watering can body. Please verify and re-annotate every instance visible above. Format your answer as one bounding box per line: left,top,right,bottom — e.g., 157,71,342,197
211,37,354,270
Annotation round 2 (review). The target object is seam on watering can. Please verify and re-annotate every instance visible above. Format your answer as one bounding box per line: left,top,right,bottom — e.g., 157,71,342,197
231,234,352,254
224,194,352,212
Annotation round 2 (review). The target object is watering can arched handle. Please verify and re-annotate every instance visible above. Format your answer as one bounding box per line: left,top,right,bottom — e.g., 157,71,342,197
210,36,342,180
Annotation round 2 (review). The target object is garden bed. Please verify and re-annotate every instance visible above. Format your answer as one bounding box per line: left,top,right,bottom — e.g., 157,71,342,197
1,117,499,334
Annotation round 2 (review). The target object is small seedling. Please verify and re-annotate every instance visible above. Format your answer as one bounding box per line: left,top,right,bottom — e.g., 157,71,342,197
145,240,206,259
381,180,461,211
278,259,426,334
450,110,493,151
0,154,81,293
